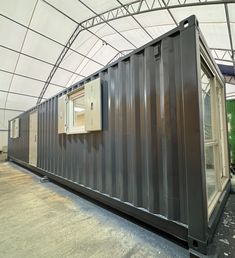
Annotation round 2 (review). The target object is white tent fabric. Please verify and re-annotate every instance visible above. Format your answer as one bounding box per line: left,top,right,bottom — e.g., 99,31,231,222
0,0,235,150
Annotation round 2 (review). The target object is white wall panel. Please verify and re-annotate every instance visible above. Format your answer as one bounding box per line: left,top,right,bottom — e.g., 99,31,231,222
22,31,64,63
0,72,13,91
15,55,51,81
43,85,64,99
6,94,36,110
30,0,77,45
0,131,8,151
0,92,7,108
0,0,37,25
10,76,44,96
0,16,27,50
46,0,94,23
0,47,18,71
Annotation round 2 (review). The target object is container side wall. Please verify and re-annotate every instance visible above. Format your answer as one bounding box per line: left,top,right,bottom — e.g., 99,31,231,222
34,31,188,224
8,113,29,163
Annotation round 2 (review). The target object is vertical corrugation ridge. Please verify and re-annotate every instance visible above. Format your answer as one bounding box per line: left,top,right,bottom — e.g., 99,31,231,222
53,98,58,175
140,47,150,210
42,104,46,170
102,71,108,194
167,36,181,221
45,101,49,171
115,61,125,201
121,61,128,202
126,56,135,204
58,97,63,177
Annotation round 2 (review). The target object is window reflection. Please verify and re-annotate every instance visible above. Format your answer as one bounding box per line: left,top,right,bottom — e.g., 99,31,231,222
73,91,85,130
201,70,212,140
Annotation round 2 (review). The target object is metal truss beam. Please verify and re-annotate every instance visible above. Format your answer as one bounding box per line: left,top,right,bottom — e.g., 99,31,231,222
36,22,84,103
75,0,234,30
37,0,131,102
225,75,235,85
0,13,105,68
116,0,154,40
206,48,235,65
161,0,178,25
107,49,134,64
37,0,234,103
78,0,137,48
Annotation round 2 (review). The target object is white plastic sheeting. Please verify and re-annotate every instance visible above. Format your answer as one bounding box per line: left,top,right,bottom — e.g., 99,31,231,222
0,0,235,137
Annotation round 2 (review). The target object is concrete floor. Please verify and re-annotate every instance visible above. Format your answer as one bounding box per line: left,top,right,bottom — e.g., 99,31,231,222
0,162,188,258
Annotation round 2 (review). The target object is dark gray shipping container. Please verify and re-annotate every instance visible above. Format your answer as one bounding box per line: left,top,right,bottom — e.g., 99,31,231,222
8,16,230,255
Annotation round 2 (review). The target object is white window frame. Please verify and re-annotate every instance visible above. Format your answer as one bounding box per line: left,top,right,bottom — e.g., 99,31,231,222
10,118,20,139
67,87,87,135
200,43,229,218
58,78,102,135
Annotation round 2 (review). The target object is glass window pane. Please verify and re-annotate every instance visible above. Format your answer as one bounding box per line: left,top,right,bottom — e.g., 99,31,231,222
201,69,213,140
205,145,218,201
73,94,85,129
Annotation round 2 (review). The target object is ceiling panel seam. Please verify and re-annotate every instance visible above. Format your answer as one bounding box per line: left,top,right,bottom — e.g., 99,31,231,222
37,0,134,104
3,0,39,125
42,0,123,55
67,40,106,87
0,44,85,78
0,68,65,88
78,0,138,48
161,0,178,25
74,0,232,29
39,0,124,91
0,107,25,112
1,1,233,72
1,0,234,106
0,13,104,67
116,0,154,40
0,89,47,100
64,38,101,87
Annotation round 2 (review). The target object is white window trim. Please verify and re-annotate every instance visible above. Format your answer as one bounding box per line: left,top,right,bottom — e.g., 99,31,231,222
67,87,87,135
10,118,20,139
200,43,229,219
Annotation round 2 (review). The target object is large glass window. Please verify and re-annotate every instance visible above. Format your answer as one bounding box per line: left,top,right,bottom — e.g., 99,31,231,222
72,89,85,132
201,71,213,140
200,55,229,216
201,67,218,202
10,118,20,138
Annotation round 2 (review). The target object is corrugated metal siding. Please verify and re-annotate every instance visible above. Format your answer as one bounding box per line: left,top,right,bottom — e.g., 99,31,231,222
33,33,187,224
8,113,29,163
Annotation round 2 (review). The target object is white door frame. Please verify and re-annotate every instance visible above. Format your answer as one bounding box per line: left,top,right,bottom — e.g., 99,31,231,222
29,110,38,166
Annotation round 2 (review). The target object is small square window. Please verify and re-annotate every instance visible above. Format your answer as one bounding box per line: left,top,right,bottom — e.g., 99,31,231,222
58,78,102,134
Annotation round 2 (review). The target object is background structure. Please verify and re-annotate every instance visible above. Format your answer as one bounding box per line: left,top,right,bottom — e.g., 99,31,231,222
0,0,235,149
